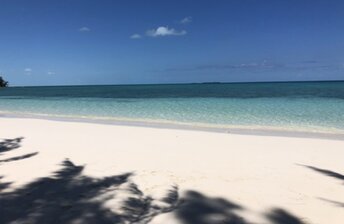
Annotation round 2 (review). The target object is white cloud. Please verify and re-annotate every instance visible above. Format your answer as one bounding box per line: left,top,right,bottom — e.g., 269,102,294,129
130,34,142,39
47,71,55,75
24,68,32,75
79,27,91,32
146,26,186,37
180,16,192,24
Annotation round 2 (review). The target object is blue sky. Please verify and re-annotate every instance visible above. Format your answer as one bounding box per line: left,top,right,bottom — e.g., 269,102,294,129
0,0,344,86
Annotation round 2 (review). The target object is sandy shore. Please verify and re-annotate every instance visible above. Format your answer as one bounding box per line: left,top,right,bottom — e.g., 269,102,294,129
1,117,344,224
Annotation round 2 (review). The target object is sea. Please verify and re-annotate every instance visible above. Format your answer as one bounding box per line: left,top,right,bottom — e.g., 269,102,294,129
0,81,344,135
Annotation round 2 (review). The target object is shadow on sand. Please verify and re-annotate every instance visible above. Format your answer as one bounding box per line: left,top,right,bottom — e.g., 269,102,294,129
0,137,23,153
300,164,344,182
318,197,344,208
0,159,133,224
0,137,38,164
300,164,344,209
0,137,39,192
265,209,305,224
0,138,306,224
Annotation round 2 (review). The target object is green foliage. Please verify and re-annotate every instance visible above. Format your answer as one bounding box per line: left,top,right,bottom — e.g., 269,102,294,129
0,76,9,87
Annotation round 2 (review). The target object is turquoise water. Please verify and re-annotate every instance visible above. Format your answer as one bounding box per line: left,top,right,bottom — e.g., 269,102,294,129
1,82,344,133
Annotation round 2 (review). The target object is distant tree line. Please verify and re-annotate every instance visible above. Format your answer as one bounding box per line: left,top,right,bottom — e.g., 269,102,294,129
0,76,9,87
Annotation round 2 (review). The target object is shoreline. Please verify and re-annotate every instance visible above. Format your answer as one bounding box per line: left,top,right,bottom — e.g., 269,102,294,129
1,111,344,141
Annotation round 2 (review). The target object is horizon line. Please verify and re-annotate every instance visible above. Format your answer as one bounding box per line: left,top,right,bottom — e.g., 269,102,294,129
6,79,344,88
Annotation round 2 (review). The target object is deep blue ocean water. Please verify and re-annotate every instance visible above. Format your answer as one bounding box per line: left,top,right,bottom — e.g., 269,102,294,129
1,81,344,133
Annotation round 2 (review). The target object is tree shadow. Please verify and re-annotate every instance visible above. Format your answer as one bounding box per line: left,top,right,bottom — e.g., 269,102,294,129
174,190,246,224
167,191,305,224
0,158,183,224
0,152,38,163
0,139,308,224
0,137,23,154
0,159,133,224
299,164,344,210
0,137,38,164
265,208,305,224
119,184,180,223
120,184,253,224
299,164,344,182
0,137,38,192
318,197,344,208
0,175,12,192
0,157,307,224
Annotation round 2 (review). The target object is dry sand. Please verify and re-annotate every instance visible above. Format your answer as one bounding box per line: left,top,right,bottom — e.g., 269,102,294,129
1,117,344,224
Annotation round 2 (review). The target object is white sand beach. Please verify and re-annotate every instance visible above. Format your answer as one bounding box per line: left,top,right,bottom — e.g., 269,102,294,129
1,117,344,224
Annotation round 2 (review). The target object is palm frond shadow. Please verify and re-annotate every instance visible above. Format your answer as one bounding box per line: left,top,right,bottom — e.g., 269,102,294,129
0,137,24,154
0,137,39,193
0,175,12,191
0,159,133,224
120,184,180,223
0,137,38,165
299,164,344,210
299,164,344,181
0,152,38,163
0,158,307,224
265,208,306,224
318,197,344,208
0,137,306,224
174,190,246,224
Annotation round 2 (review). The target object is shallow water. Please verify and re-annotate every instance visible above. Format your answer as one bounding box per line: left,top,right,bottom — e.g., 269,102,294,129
1,82,344,134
